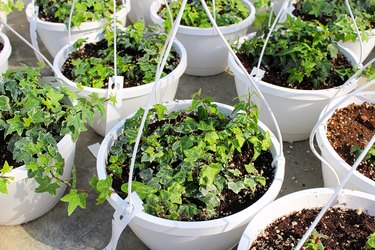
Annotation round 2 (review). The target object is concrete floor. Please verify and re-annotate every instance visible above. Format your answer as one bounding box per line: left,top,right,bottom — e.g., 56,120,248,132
1,8,372,250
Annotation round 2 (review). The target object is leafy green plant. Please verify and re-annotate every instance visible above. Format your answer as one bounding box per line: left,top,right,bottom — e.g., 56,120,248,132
93,90,275,221
0,65,105,215
62,21,179,89
350,140,375,166
302,229,328,250
0,0,24,14
35,0,124,27
158,0,250,29
233,15,356,90
366,232,375,249
293,0,375,42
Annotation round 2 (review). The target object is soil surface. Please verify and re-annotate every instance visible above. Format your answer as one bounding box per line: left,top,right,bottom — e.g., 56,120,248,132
326,103,375,181
109,113,276,221
250,207,375,249
238,53,352,90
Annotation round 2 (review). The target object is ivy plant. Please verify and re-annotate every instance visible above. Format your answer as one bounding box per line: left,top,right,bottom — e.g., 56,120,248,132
293,0,375,42
302,229,328,250
35,0,124,27
366,232,375,249
93,90,275,221
62,21,179,89
158,0,250,29
0,65,105,215
233,15,357,90
0,0,24,14
350,140,375,166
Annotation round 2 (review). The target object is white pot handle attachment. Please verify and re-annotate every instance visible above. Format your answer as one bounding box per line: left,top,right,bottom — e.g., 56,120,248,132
29,4,43,62
104,76,124,135
104,192,143,250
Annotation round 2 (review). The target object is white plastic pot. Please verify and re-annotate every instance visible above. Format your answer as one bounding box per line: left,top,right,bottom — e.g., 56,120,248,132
0,30,11,75
150,0,256,76
25,2,130,58
237,188,375,249
228,33,360,142
128,0,155,25
97,100,285,250
316,91,375,195
0,135,76,225
340,29,375,64
53,33,187,137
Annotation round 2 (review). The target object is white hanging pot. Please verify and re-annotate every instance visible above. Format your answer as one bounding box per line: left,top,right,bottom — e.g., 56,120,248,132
53,32,187,137
128,0,155,25
25,2,130,58
316,91,375,195
97,100,285,250
339,29,375,64
0,30,11,75
228,33,360,142
237,188,375,249
0,135,76,225
150,0,255,76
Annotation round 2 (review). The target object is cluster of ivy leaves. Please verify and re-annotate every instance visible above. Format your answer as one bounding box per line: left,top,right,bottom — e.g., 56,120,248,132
95,90,273,221
64,21,178,89
0,0,24,14
234,15,356,89
294,0,375,42
158,0,250,28
0,65,105,215
36,0,124,27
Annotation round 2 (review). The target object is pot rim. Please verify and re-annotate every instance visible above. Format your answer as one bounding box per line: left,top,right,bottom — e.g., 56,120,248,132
0,31,11,63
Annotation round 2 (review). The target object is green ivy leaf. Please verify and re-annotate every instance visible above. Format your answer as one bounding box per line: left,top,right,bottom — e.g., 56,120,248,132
35,176,60,196
121,181,158,200
167,182,185,204
199,163,221,187
228,180,245,194
61,189,88,216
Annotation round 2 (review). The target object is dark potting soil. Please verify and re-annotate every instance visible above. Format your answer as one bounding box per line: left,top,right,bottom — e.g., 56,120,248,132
61,39,180,89
109,113,276,221
0,130,23,168
250,207,375,249
0,42,3,53
326,103,375,181
237,53,352,90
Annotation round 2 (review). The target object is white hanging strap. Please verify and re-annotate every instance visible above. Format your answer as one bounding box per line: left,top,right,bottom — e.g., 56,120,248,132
28,4,43,62
199,0,289,163
68,0,78,43
163,0,174,26
127,0,188,207
0,18,55,71
344,0,363,63
212,0,216,22
295,134,375,250
104,192,143,250
102,0,124,135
